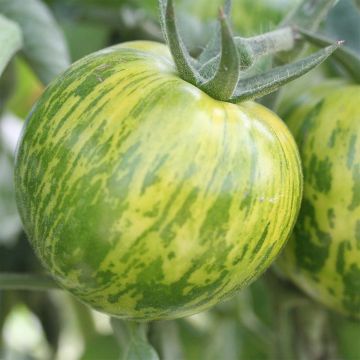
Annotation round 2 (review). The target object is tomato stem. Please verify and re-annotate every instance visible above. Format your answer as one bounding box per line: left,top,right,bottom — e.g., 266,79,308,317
111,318,160,358
239,27,295,58
161,0,200,85
230,42,341,102
159,0,341,102
200,8,241,100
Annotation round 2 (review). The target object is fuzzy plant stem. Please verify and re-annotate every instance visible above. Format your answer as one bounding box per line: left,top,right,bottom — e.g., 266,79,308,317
239,27,296,58
111,318,160,359
0,273,59,290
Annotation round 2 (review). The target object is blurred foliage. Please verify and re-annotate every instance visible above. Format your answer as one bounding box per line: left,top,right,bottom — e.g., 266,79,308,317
0,0,70,84
6,59,43,118
309,0,360,83
0,150,21,245
0,114,22,245
0,14,22,77
332,314,360,360
81,335,119,360
43,0,300,55
62,22,109,61
0,0,360,359
181,0,296,34
326,0,360,54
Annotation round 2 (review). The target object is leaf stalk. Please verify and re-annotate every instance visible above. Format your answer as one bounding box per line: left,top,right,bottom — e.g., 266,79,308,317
0,273,59,291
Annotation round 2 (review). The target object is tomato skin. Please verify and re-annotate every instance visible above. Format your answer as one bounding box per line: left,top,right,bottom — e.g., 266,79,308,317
278,84,360,319
15,41,302,320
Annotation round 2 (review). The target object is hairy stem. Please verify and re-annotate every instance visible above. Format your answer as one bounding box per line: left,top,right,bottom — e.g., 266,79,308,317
111,318,160,359
238,26,296,59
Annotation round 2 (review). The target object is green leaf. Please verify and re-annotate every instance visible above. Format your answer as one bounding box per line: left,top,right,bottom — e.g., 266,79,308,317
231,42,341,102
111,319,159,360
0,55,16,108
0,14,22,77
331,313,360,360
299,28,360,83
5,59,43,118
0,0,70,85
81,335,120,360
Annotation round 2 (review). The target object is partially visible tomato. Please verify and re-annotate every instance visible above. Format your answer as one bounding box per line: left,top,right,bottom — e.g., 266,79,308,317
278,84,360,319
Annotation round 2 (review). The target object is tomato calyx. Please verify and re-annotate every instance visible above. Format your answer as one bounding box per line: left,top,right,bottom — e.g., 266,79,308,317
160,0,342,102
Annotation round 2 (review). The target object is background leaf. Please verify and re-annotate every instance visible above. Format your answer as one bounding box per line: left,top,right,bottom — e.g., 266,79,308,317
0,14,22,77
325,0,360,54
331,313,360,360
0,0,70,84
0,113,23,245
81,335,119,360
299,28,360,82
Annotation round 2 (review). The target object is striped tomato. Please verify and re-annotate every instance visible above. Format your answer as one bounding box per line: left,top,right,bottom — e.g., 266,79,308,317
15,41,302,320
278,84,360,319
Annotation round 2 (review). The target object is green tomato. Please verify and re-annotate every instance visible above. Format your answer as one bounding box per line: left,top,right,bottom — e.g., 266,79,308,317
278,84,360,319
15,41,302,320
